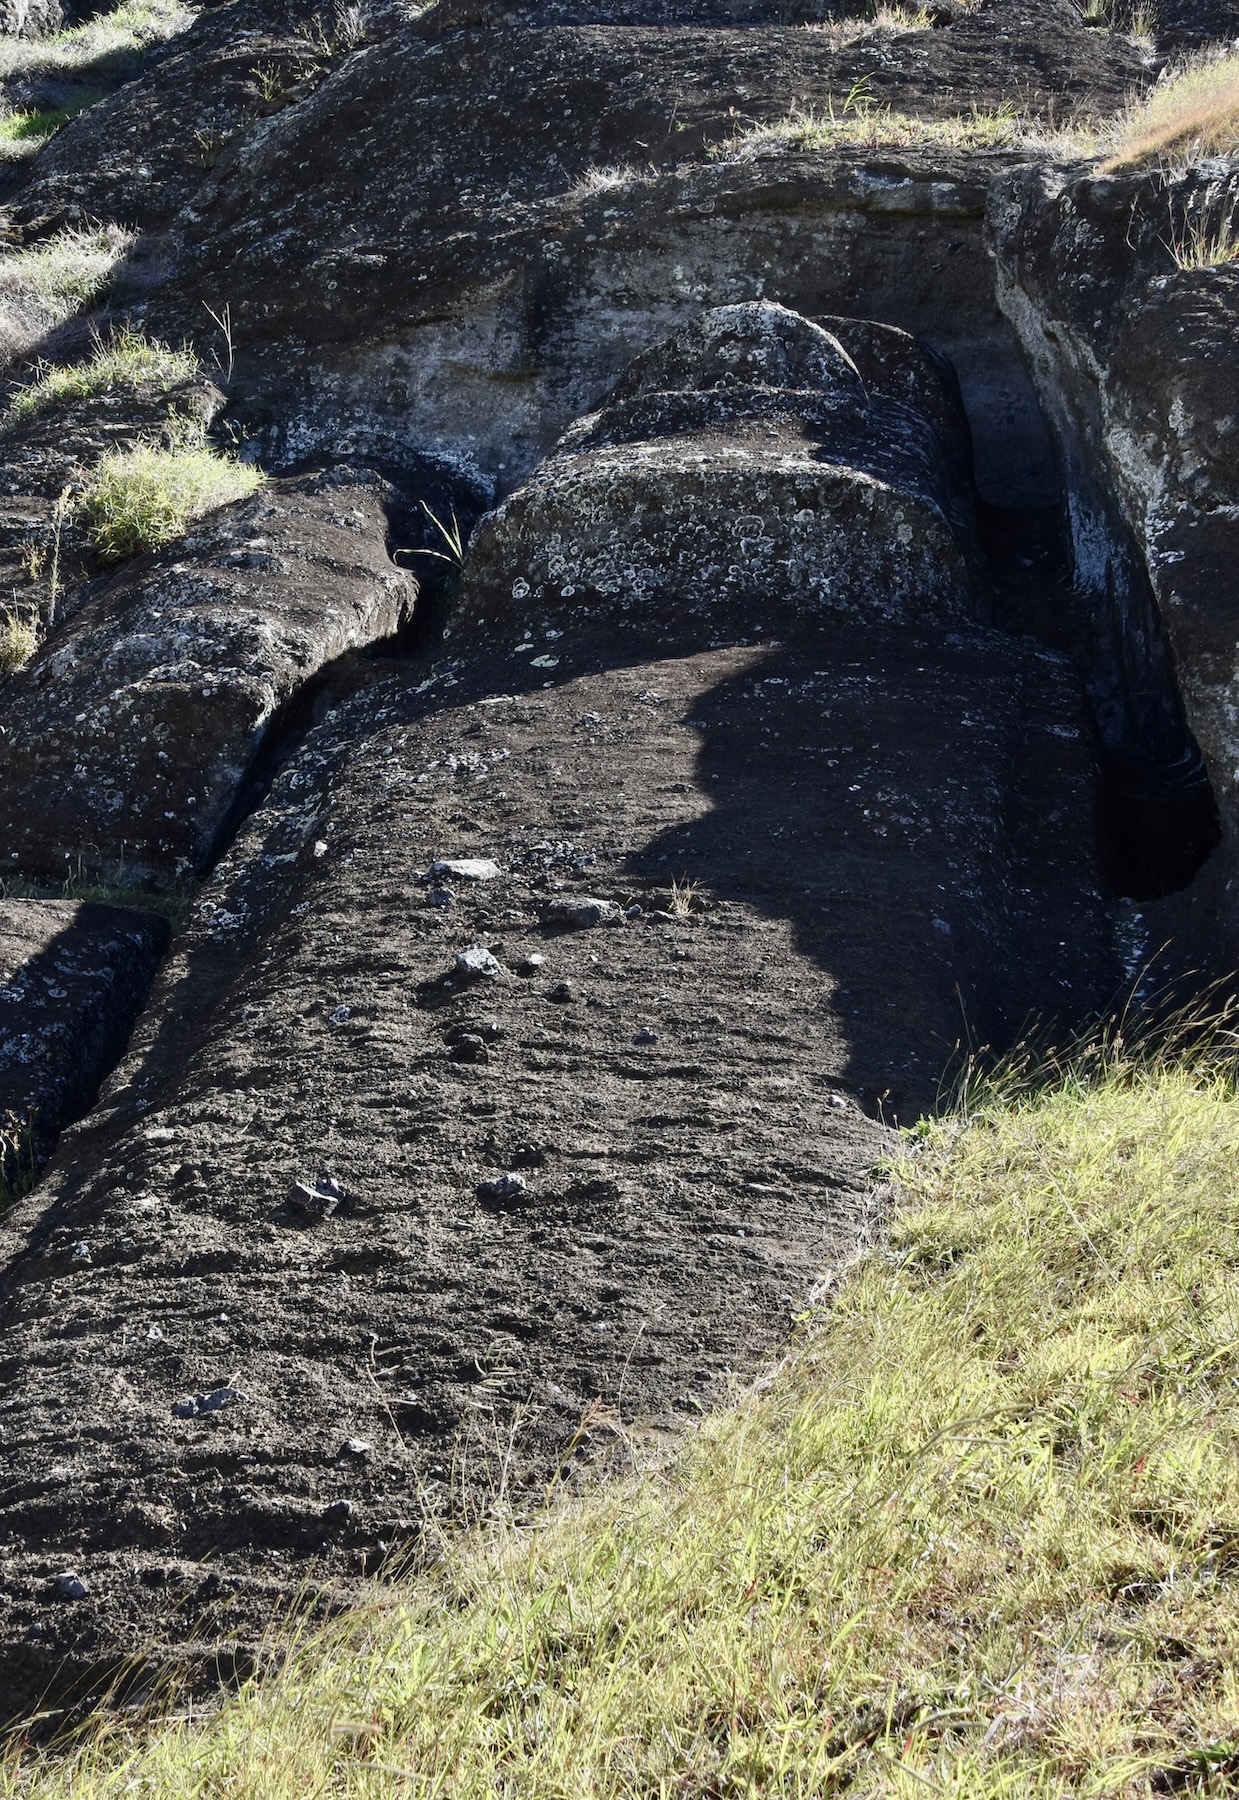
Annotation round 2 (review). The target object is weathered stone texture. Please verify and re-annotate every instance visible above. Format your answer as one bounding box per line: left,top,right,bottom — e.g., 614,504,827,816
458,303,984,638
0,602,1116,1706
989,160,1239,955
0,899,167,1142
0,468,414,890
0,0,67,39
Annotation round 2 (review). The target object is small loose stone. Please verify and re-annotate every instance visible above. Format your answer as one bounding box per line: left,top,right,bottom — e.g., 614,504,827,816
542,896,622,929
172,1385,247,1419
288,1171,343,1219
429,858,502,882
455,944,507,981
476,1171,527,1203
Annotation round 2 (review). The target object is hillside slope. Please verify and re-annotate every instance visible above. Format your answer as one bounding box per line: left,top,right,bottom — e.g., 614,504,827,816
0,0,1236,1732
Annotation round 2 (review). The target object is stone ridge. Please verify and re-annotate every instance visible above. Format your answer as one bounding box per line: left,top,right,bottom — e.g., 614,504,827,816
0,468,415,891
457,301,984,637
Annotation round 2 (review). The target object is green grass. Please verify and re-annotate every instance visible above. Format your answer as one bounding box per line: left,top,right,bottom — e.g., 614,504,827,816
78,442,264,563
0,0,193,87
0,103,93,156
8,1031,1239,1795
62,878,193,929
0,865,194,927
9,328,201,420
0,226,132,323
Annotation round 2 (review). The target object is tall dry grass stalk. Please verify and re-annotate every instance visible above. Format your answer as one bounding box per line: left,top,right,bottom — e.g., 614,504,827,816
1101,50,1239,170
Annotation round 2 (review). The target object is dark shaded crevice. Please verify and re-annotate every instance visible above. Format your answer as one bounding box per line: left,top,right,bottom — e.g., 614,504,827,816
202,635,416,886
1100,748,1220,902
975,465,1221,903
202,461,493,862
382,477,488,652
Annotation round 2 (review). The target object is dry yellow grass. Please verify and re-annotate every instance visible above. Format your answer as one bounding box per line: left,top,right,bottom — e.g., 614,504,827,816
6,1029,1239,1796
0,606,38,674
1101,51,1239,170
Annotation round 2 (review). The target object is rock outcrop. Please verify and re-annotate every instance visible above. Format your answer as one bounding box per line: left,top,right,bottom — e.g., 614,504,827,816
1,0,1237,1726
458,303,984,639
0,467,414,890
0,0,66,40
989,160,1237,933
0,596,1117,1706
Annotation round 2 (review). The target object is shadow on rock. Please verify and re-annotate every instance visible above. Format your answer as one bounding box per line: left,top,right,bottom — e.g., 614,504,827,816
629,631,1120,1121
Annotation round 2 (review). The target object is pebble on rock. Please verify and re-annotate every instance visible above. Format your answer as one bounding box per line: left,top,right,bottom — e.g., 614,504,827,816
476,1171,528,1203
172,1385,248,1419
542,896,623,929
287,1170,343,1219
428,858,503,882
455,944,508,981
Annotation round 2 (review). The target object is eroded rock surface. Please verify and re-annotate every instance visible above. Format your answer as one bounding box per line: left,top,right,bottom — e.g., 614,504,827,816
0,899,167,1147
96,0,1145,490
1,0,1235,1730
0,467,414,890
0,601,1117,1708
459,303,984,637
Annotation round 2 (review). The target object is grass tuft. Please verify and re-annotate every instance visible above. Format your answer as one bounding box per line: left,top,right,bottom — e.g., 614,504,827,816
1169,201,1239,269
1100,50,1239,170
0,604,37,676
0,225,132,321
801,4,934,44
0,0,193,88
7,1024,1239,1793
9,328,201,420
78,442,264,563
717,91,1081,159
0,605,38,673
0,91,109,159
